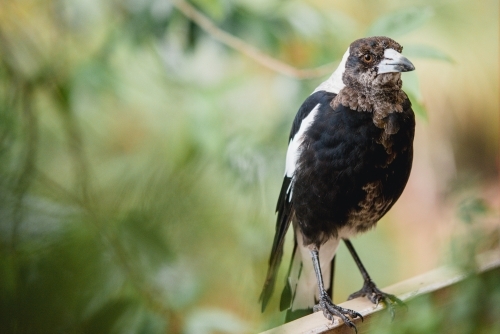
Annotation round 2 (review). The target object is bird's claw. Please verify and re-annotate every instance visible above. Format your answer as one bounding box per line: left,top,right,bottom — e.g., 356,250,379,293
313,293,363,333
348,279,406,320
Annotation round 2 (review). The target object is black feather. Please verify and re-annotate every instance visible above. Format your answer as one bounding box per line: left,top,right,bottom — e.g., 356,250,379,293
261,37,416,322
260,90,333,311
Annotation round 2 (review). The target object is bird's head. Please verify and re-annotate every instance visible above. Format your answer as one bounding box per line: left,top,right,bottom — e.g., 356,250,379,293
342,36,415,92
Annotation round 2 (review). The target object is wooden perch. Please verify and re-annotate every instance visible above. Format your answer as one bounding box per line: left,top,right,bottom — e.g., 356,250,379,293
260,249,500,334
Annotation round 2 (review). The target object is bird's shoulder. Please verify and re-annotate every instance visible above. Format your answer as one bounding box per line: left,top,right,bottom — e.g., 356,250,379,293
307,89,415,141
289,90,337,141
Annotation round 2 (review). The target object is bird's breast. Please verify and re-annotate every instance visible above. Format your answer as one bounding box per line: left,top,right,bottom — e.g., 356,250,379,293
292,102,414,245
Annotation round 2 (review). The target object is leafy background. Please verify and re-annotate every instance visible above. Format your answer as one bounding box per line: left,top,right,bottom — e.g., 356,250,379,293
0,0,498,333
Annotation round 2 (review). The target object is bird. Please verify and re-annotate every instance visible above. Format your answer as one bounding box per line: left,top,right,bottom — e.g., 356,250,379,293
260,36,416,332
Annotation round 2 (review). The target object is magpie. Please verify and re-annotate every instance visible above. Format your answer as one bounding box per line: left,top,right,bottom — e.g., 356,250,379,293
260,36,415,331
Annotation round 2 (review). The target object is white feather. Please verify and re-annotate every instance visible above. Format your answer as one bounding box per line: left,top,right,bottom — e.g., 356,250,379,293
283,48,350,200
288,226,360,311
313,48,349,94
284,103,321,201
284,103,320,179
290,231,340,310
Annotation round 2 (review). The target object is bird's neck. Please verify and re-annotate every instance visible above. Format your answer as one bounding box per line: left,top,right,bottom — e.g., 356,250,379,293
331,85,407,130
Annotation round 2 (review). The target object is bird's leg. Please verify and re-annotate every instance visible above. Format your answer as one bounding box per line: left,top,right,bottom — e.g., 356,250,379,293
326,255,336,300
343,239,406,319
310,247,363,333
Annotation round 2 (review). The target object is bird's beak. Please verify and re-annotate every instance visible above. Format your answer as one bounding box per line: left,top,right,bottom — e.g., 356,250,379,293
377,48,415,74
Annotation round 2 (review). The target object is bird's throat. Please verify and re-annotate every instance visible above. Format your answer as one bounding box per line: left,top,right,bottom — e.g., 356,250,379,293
331,86,408,131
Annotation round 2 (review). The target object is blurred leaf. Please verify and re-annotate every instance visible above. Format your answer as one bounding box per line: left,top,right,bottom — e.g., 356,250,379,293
118,210,174,267
402,71,421,100
73,59,116,93
122,1,174,43
218,4,293,54
404,44,454,63
406,91,427,121
191,0,229,21
403,71,427,120
155,261,201,310
366,6,434,37
81,299,137,334
0,216,117,333
134,309,168,334
282,2,325,38
186,19,204,51
457,196,489,225
370,267,500,334
370,294,441,334
184,308,249,334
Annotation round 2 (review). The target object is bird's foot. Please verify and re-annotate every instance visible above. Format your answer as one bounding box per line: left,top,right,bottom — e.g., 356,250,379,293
348,279,406,319
313,292,363,333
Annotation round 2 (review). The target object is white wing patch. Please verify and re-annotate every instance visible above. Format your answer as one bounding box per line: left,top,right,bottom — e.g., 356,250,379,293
313,48,349,94
284,47,350,201
284,103,321,200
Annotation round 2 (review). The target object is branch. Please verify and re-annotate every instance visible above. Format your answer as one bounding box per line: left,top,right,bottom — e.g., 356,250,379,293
260,249,500,334
173,0,335,79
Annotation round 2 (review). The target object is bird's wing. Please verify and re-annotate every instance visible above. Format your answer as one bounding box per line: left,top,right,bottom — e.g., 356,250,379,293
260,90,330,311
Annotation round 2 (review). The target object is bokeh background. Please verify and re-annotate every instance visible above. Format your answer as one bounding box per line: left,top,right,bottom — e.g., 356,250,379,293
0,0,498,333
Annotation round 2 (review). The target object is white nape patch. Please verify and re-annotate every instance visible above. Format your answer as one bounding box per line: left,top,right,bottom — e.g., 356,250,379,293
290,231,340,311
377,48,405,74
313,48,349,94
284,103,320,178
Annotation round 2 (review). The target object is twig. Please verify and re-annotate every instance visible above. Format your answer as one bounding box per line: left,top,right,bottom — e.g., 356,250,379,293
173,0,335,79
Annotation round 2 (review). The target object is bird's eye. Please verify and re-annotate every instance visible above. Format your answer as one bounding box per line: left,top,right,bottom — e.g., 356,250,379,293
363,54,373,63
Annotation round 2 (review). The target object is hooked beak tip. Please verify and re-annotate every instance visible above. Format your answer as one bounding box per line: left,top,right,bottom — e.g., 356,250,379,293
377,48,415,74
401,60,415,72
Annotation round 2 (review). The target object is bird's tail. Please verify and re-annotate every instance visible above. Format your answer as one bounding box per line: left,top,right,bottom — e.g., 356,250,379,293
260,184,294,312
259,246,284,311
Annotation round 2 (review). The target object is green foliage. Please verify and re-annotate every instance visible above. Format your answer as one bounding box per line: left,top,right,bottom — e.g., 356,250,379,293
403,44,454,63
402,72,428,120
366,6,434,38
368,268,500,334
0,1,496,333
457,197,489,225
184,308,249,334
